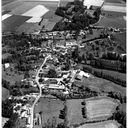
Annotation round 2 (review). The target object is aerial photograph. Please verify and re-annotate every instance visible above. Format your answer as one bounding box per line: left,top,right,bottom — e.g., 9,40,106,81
2,0,126,128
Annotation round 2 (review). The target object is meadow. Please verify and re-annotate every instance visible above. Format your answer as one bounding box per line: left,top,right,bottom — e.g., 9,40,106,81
78,120,120,128
86,97,118,120
34,97,64,127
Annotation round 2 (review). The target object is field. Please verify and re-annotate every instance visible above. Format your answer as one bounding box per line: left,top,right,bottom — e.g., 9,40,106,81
78,120,120,128
66,97,118,126
74,70,126,96
34,97,64,127
86,97,118,120
66,99,85,126
102,3,126,13
95,16,126,28
105,0,124,3
2,0,61,33
22,5,49,17
2,0,16,5
16,22,42,34
114,32,126,52
2,87,10,101
2,15,31,32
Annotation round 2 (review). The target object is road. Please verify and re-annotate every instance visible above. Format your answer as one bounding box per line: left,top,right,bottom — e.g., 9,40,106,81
29,55,50,128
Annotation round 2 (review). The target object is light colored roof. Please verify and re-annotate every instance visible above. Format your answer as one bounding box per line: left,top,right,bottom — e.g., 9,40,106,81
78,71,90,78
4,63,10,68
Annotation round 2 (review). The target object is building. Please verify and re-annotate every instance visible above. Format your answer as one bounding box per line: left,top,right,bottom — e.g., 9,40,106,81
75,70,90,80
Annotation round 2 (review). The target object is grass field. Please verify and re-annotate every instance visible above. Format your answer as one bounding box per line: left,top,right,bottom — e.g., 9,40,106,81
66,99,85,126
2,0,16,6
114,32,126,52
105,0,124,3
78,120,120,128
102,5,126,13
86,97,118,120
74,73,126,96
2,87,10,101
95,16,126,28
66,97,118,126
16,22,42,34
34,97,64,127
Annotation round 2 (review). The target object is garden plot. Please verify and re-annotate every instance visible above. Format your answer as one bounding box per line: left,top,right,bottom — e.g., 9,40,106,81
86,97,118,120
22,5,49,23
78,120,120,128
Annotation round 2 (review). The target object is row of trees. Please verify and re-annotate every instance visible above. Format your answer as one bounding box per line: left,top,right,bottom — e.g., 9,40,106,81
108,91,126,104
110,108,126,128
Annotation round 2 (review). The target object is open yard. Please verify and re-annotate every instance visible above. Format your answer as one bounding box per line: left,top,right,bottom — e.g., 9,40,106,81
86,97,119,120
78,120,120,128
34,96,64,127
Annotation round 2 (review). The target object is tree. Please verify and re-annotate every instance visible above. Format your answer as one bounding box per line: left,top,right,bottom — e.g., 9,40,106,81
3,113,19,128
47,68,57,78
2,99,13,118
2,79,10,90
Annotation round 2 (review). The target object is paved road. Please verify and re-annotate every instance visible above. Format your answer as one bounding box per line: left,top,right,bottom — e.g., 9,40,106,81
30,55,50,128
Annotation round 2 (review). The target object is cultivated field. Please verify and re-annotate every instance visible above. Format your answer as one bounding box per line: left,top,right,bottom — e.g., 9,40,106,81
105,0,125,3
2,0,61,33
2,0,16,6
78,120,120,128
2,15,31,32
102,4,126,13
86,97,118,120
66,97,119,126
34,97,64,127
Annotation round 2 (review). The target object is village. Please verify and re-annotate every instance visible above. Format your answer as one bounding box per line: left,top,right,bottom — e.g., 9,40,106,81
2,0,126,128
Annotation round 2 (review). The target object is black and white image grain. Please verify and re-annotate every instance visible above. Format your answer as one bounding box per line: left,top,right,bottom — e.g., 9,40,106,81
2,0,126,128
